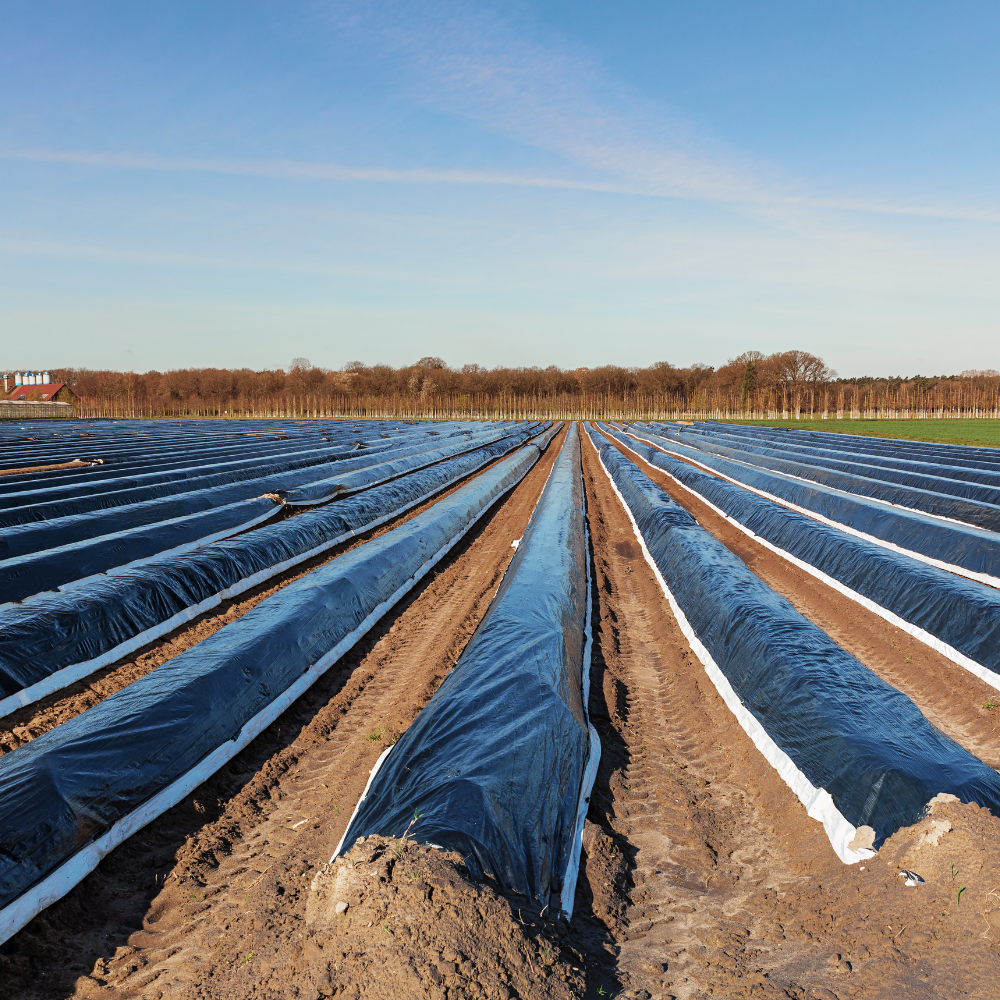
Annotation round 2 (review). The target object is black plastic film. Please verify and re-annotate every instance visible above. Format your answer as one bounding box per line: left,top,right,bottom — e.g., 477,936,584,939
676,424,1000,489
0,425,529,560
605,426,1000,675
641,423,1000,532
337,423,594,913
623,425,1000,584
0,427,552,701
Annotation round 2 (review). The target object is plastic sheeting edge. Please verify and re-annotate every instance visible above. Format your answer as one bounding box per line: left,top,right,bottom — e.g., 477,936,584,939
0,440,540,946
329,423,600,920
644,426,981,530
559,518,599,919
584,427,877,865
611,430,1000,694
65,499,283,591
328,423,570,865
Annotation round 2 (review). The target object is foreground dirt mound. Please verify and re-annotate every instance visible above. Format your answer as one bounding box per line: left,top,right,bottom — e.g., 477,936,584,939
303,836,586,1000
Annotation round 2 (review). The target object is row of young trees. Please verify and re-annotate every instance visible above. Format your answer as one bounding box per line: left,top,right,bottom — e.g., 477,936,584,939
55,352,1000,420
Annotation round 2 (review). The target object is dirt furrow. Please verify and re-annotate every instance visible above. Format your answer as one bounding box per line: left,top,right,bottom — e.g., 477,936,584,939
0,428,565,999
578,427,1000,999
606,428,1000,770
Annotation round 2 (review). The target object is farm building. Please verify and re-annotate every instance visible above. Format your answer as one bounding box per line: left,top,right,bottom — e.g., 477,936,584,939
2,372,76,403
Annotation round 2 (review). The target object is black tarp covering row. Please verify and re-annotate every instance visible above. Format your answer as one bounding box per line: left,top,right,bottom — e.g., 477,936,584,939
336,423,596,916
647,423,1000,506
0,425,494,525
0,418,417,468
0,424,533,560
642,423,1000,532
0,417,286,453
587,426,1000,855
0,425,554,706
621,425,1000,585
0,440,373,511
283,424,538,504
0,431,554,911
709,422,1000,471
677,423,1000,487
0,424,538,603
603,426,1000,677
0,422,416,497
0,498,280,607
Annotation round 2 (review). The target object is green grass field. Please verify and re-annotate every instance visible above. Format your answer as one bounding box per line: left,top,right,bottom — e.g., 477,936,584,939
714,418,1000,449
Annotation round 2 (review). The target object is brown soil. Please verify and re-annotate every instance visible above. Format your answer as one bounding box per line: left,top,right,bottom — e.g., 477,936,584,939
578,429,1000,998
0,460,94,477
2,423,999,1000
608,427,1000,769
275,835,584,1000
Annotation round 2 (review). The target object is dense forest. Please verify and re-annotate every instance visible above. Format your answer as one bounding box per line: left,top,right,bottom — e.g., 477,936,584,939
50,351,1000,419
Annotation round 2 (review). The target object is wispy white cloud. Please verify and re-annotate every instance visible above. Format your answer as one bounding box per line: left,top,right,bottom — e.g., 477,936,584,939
318,0,1000,226
1,147,630,194
5,145,1000,224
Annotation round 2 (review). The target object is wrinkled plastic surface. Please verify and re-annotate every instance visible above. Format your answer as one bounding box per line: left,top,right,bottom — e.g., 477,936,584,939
0,425,500,529
0,419,425,472
0,498,279,606
0,424,535,597
0,437,549,909
0,427,551,698
338,424,592,911
283,424,539,504
642,423,1000,532
605,426,1000,674
0,425,531,560
677,423,1000,489
627,425,1000,577
0,422,418,493
590,428,1000,846
706,422,1000,471
0,441,378,514
621,425,1000,583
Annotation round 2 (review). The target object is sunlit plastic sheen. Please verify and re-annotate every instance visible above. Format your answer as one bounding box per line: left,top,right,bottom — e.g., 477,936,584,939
644,422,1000,532
0,425,548,714
336,424,599,918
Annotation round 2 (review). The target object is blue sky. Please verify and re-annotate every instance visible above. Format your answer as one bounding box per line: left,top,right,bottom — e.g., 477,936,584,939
3,1,999,376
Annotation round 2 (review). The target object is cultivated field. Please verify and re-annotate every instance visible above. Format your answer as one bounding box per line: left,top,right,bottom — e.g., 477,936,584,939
0,417,999,999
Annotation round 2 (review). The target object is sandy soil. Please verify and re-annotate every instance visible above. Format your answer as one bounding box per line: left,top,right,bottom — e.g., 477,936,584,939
1,423,999,999
0,460,94,477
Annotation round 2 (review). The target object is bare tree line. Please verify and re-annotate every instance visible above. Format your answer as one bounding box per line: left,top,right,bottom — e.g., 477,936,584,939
54,351,1000,420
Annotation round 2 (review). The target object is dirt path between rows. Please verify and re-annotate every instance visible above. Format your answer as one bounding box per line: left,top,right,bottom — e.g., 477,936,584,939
606,427,1000,770
578,427,1000,999
0,428,567,999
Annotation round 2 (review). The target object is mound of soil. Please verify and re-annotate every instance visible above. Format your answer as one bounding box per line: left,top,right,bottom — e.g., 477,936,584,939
276,835,585,1000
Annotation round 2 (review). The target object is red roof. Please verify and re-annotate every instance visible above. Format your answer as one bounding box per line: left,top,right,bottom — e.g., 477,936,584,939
3,383,71,402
